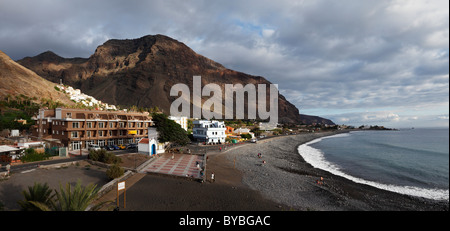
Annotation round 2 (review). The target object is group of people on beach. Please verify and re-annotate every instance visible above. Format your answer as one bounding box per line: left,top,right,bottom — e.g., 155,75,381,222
316,177,325,185
257,153,267,165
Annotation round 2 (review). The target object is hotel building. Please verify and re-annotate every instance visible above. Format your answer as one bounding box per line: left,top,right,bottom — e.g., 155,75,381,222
32,108,153,151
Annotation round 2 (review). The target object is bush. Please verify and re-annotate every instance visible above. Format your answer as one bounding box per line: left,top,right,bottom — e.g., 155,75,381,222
89,149,122,164
88,149,102,161
20,148,50,163
106,164,124,180
103,152,122,165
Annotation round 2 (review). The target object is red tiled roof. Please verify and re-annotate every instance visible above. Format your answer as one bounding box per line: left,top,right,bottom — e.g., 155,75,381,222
139,138,149,144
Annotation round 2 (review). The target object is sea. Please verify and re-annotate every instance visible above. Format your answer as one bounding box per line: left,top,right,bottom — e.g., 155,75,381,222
298,128,449,201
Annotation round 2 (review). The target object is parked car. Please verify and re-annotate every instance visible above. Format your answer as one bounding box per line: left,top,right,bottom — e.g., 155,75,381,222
118,144,126,150
126,143,137,149
112,145,120,150
103,145,115,151
88,144,101,151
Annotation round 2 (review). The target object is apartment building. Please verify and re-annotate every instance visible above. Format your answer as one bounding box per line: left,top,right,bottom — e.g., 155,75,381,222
168,116,188,131
192,120,226,144
32,108,153,151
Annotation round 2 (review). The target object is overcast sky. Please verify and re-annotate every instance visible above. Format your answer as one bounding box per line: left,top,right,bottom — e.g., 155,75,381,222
1,0,448,128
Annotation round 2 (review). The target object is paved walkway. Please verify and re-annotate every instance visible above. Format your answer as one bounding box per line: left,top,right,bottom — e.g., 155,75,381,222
95,173,147,211
141,153,204,179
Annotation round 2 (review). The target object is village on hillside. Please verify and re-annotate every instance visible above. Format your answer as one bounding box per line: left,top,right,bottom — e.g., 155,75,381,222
0,84,390,166
0,85,390,211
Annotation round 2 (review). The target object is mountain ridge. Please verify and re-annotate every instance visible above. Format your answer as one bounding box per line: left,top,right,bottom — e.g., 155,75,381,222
17,34,334,125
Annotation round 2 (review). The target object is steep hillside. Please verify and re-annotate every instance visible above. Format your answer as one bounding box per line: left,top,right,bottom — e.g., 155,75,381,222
18,35,334,124
0,50,74,106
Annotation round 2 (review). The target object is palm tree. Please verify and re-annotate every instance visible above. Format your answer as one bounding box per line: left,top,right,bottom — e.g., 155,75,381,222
52,180,103,211
17,182,54,211
18,180,109,211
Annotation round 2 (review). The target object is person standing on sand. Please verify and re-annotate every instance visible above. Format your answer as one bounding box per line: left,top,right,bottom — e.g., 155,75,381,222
211,172,215,183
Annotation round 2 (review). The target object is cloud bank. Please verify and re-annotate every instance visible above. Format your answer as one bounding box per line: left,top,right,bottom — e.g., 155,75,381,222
1,0,448,127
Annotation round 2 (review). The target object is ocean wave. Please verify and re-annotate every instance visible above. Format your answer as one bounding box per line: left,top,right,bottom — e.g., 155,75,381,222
298,137,449,201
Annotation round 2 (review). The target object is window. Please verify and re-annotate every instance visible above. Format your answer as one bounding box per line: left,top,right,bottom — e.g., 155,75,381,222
66,113,72,118
72,122,79,129
86,122,92,128
86,131,92,137
109,130,113,137
98,122,105,128
71,131,78,138
109,122,115,128
119,122,125,128
98,131,104,137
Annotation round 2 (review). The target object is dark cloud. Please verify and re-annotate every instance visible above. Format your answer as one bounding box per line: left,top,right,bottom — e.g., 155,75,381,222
0,0,448,127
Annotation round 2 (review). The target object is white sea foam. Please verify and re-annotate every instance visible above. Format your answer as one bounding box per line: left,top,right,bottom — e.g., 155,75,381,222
298,134,449,201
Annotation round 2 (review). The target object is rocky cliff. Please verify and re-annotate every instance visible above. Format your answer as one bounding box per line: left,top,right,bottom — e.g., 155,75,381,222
18,34,334,125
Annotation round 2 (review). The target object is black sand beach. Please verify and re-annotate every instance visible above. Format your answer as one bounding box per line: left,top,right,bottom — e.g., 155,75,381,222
3,132,446,212
115,131,448,211
218,132,448,211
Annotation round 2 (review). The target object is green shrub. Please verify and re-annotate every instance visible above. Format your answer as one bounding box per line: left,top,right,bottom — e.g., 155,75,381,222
89,149,122,164
20,148,50,163
106,164,124,180
103,152,122,165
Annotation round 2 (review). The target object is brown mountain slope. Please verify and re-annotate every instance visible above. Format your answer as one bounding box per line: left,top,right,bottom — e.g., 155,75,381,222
0,50,74,106
18,34,334,124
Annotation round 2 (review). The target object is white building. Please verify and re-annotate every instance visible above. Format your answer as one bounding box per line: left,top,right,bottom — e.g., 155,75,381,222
259,122,278,131
168,116,188,131
234,128,250,134
138,127,165,155
192,120,226,144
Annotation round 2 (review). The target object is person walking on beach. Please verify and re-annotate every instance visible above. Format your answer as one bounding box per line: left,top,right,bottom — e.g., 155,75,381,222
211,172,215,183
